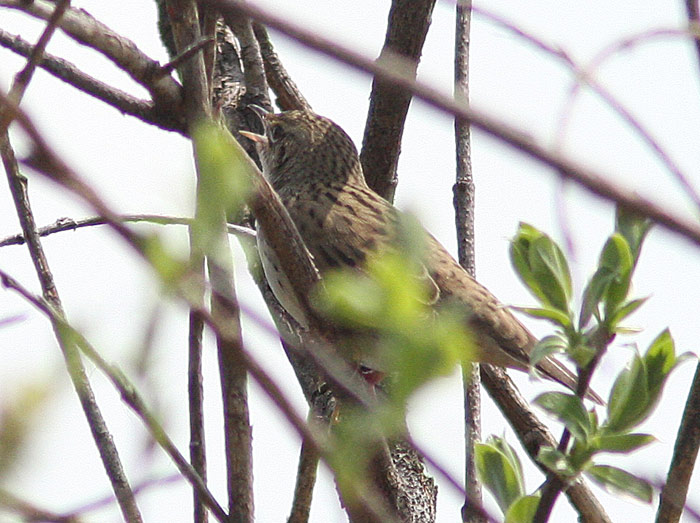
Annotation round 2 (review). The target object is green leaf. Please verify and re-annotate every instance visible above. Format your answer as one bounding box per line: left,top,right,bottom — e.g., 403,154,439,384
505,495,540,523
534,392,591,442
606,354,649,433
537,446,576,476
644,329,676,394
606,330,687,433
528,235,572,312
586,465,653,502
608,297,648,328
475,439,525,513
599,233,634,316
515,306,571,328
530,335,567,369
579,269,615,329
510,224,546,304
592,433,655,453
615,208,652,264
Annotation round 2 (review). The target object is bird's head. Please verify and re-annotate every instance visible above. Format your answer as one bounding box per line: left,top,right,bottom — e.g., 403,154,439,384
241,108,364,191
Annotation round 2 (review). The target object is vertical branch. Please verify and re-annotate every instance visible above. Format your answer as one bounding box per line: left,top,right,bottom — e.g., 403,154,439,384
164,2,254,521
1,4,142,521
656,361,700,523
360,0,437,202
453,2,483,521
685,0,700,73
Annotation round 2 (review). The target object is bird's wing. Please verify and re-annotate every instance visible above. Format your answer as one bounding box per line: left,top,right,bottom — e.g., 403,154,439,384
285,182,439,304
426,236,603,404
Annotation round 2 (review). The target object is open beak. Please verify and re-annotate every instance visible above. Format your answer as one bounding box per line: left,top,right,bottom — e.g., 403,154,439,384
239,130,268,144
241,104,271,144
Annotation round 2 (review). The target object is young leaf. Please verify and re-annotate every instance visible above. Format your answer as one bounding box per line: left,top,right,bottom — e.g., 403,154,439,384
605,355,649,433
505,495,540,523
530,335,567,369
537,446,576,476
534,392,591,442
615,207,652,264
608,297,648,328
579,269,615,329
586,465,653,502
599,233,633,317
529,235,572,312
592,433,655,453
475,440,525,513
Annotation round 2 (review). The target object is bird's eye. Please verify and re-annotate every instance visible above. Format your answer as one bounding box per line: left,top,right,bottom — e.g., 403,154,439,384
268,124,285,143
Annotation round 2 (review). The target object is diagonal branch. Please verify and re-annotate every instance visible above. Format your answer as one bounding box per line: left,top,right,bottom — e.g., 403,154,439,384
210,0,700,251
1,4,143,520
656,361,700,522
1,0,182,108
0,28,186,133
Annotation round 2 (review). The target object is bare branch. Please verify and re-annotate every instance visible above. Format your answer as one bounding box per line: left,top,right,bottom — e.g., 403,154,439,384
209,0,700,251
0,269,228,523
453,2,483,520
0,214,254,248
253,23,311,112
657,361,700,522
360,0,437,201
1,0,182,108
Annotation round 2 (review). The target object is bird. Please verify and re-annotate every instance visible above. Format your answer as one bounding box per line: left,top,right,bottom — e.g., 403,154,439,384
240,108,603,404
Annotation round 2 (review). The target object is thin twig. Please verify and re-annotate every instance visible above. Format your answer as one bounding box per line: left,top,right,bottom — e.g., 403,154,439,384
453,1,482,521
0,0,70,132
1,0,182,108
0,270,228,523
0,214,254,248
159,36,216,76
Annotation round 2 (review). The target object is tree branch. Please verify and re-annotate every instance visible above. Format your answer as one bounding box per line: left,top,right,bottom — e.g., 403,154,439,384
209,0,700,252
360,0,437,201
252,23,311,112
1,0,182,108
453,1,482,521
0,5,143,520
656,361,700,522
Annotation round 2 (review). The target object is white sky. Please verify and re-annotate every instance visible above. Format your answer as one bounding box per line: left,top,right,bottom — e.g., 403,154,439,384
1,1,700,521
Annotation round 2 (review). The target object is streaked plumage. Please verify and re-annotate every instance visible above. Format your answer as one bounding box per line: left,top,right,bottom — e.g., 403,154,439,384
245,109,602,404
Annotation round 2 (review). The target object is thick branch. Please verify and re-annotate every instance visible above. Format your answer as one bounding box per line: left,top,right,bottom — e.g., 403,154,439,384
656,361,700,523
360,0,437,201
